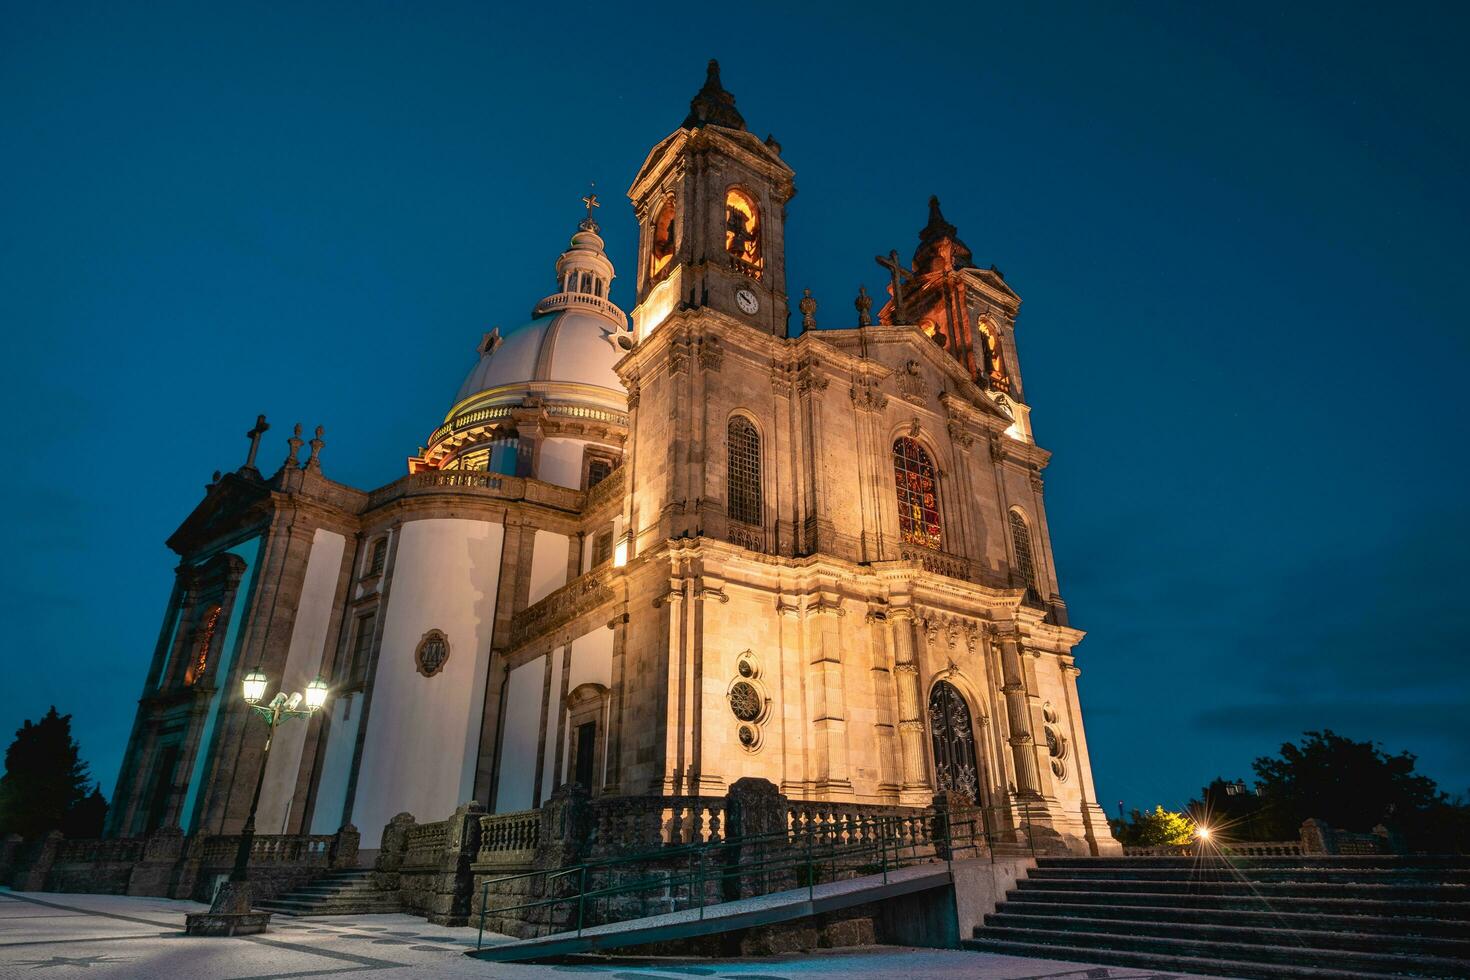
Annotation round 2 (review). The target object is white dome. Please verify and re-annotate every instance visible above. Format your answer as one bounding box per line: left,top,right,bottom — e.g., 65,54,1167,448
455,309,629,403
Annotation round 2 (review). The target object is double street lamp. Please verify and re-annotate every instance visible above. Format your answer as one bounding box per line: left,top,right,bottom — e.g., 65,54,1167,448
229,668,329,882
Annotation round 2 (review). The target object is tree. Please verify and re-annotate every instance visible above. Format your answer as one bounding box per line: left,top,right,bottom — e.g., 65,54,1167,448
1187,776,1274,841
1250,730,1463,849
0,707,107,839
1115,805,1196,846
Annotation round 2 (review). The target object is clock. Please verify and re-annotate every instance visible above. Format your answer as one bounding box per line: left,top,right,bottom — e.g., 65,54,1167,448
735,287,759,315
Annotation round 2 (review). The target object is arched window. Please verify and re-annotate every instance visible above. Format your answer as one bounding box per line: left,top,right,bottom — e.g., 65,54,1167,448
893,436,941,548
648,197,676,281
929,681,980,801
185,604,222,686
1009,509,1037,591
723,187,762,280
727,416,762,526
368,538,388,576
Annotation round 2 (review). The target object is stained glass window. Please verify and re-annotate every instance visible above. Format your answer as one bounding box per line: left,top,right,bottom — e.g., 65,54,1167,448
893,437,941,548
727,417,762,526
1009,509,1037,590
186,605,222,686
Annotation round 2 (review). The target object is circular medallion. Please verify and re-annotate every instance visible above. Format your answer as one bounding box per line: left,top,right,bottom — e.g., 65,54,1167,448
728,681,762,721
735,287,759,315
739,725,757,747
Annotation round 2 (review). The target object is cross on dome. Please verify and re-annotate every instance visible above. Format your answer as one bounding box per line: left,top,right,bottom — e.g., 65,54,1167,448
580,183,600,232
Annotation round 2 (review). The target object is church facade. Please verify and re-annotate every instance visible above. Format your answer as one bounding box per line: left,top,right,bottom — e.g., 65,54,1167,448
108,62,1118,857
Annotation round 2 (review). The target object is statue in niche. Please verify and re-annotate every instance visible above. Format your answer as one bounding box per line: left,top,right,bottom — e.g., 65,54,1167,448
648,198,676,280
724,188,762,279
977,318,1010,391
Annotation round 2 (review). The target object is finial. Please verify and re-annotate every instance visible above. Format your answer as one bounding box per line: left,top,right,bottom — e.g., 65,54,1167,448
799,288,817,330
855,286,873,327
305,425,325,473
919,194,958,242
242,414,270,472
284,423,303,467
580,182,600,233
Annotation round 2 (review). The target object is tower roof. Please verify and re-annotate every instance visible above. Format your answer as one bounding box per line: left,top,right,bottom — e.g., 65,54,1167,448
912,195,974,274
682,59,746,131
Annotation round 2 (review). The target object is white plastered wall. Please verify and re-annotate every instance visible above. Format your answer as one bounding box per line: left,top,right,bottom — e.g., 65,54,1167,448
562,626,614,785
350,518,503,846
495,656,545,812
528,530,570,605
257,529,345,833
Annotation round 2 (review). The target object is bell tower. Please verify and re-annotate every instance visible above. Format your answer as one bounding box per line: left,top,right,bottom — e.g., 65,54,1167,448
628,60,796,339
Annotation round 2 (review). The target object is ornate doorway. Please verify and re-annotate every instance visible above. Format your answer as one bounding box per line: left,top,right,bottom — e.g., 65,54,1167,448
929,681,980,801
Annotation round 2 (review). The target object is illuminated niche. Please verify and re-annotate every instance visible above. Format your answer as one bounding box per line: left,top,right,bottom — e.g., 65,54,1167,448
648,197,675,281
723,187,762,280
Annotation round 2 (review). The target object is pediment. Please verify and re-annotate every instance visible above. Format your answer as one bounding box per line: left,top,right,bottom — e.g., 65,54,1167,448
166,471,274,557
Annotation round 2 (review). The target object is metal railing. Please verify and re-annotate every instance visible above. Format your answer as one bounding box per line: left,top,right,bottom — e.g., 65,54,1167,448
475,809,993,949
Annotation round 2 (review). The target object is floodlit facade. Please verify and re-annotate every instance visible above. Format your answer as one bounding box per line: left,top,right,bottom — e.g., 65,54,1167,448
109,61,1118,856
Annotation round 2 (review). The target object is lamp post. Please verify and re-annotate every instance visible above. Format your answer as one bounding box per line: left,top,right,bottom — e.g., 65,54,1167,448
186,669,328,937
230,669,329,881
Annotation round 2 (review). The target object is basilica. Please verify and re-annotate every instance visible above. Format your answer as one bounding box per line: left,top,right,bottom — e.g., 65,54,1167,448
108,62,1118,857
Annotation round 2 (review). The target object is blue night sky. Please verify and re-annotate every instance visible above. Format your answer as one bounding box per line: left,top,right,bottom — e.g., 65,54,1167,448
3,2,1466,816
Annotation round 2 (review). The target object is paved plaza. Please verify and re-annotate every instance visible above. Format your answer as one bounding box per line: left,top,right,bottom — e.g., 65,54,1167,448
0,890,1219,980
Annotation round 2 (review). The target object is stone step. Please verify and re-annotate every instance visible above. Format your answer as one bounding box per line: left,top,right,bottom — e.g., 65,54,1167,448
963,936,1411,980
1013,876,1470,902
1037,855,1470,871
993,899,1470,938
983,911,1470,959
969,924,1470,978
1026,866,1470,884
1007,885,1467,918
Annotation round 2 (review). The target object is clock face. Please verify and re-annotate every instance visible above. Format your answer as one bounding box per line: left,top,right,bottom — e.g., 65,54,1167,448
735,287,759,315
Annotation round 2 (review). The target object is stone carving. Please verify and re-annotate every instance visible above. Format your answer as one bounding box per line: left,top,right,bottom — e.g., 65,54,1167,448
850,377,888,413
946,419,974,450
306,426,325,473
509,569,616,647
415,629,450,677
1029,469,1044,492
799,288,817,329
854,285,873,327
897,360,929,405
989,437,1007,464
284,423,303,467
698,335,724,372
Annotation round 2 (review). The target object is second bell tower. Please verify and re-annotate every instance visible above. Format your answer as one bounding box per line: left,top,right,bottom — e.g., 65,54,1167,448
628,60,796,339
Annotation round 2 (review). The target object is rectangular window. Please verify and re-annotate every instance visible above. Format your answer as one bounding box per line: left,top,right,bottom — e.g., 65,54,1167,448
591,530,614,568
348,611,377,687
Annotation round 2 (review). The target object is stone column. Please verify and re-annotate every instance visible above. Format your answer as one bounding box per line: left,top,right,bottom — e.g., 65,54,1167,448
809,594,851,795
995,630,1041,797
889,608,929,803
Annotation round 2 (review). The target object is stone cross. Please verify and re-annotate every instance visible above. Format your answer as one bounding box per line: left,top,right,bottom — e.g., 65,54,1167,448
580,184,600,231
875,251,913,320
243,414,270,471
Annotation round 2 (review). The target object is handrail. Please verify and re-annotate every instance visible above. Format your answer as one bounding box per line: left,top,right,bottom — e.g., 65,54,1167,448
475,810,990,948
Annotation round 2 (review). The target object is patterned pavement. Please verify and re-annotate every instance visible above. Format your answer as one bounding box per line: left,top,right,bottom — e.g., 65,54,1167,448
0,890,1220,980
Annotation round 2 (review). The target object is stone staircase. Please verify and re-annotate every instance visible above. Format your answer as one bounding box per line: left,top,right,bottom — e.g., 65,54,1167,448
964,855,1470,979
255,868,401,916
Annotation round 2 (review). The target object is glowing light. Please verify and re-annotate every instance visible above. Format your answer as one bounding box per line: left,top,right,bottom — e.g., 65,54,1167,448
1196,825,1212,841
305,676,329,711
242,668,269,705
